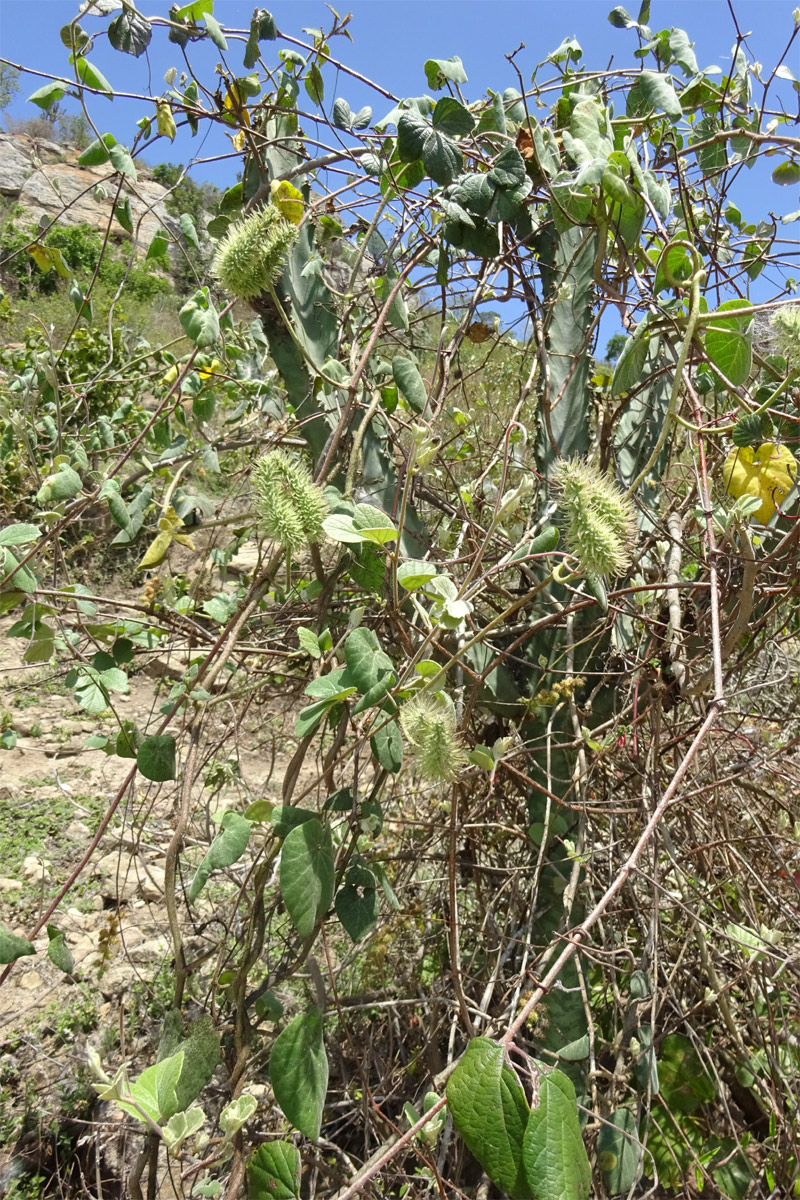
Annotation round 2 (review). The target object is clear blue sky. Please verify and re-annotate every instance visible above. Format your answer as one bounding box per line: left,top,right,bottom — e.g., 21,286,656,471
0,0,797,330
0,1,797,198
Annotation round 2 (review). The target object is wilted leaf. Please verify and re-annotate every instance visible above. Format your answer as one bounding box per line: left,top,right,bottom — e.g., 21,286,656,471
156,101,177,141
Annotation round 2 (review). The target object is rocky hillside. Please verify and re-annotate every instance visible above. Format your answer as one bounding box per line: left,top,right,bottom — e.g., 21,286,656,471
0,131,178,251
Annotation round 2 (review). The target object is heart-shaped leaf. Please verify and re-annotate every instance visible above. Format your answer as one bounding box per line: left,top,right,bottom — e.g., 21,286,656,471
704,299,752,385
249,1141,301,1198
280,818,334,937
189,811,252,901
0,924,35,965
270,1011,328,1139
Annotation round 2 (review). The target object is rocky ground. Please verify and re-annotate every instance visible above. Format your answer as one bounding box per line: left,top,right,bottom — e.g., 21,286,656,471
0,549,308,1196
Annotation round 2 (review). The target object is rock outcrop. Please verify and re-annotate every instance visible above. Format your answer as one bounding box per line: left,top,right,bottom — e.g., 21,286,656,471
0,131,177,251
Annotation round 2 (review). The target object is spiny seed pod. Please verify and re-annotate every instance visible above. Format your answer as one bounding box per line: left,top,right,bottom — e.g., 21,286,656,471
252,450,329,552
770,305,800,369
399,694,467,784
554,457,635,579
211,205,298,300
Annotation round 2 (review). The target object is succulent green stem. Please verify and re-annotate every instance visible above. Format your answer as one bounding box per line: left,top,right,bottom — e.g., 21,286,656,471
625,263,705,498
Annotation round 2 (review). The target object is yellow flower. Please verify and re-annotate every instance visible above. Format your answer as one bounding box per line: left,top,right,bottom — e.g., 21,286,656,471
198,358,223,381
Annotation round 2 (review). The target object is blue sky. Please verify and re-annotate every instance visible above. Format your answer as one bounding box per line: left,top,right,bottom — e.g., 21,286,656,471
0,0,797,333
1,0,797,198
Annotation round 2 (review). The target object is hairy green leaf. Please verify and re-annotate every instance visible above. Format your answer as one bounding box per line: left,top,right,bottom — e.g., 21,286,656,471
522,1066,591,1200
392,356,427,412
249,1141,301,1198
344,627,394,694
108,4,152,56
78,133,116,165
74,56,113,97
424,55,468,90
0,524,40,548
27,81,66,109
189,811,252,901
598,1107,642,1194
447,1038,533,1199
0,925,35,965
610,322,651,395
280,817,334,937
46,925,74,974
138,734,176,782
243,9,276,68
122,1051,183,1124
270,1010,328,1139
432,96,475,136
335,866,379,941
370,719,403,772
180,288,220,348
704,299,752,385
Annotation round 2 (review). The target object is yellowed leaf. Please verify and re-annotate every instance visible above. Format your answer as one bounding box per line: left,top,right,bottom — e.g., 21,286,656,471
231,129,246,153
29,244,54,273
723,441,797,523
138,530,173,570
156,101,177,142
49,247,71,278
270,179,305,226
225,84,251,126
29,244,70,278
158,506,184,533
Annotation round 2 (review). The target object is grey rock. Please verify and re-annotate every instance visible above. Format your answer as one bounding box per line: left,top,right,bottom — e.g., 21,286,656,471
128,936,170,964
18,161,178,251
227,541,262,577
21,855,51,884
97,963,136,996
0,135,36,194
137,865,166,901
93,849,138,901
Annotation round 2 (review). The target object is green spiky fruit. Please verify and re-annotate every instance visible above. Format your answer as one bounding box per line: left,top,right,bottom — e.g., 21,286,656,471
252,450,329,552
399,694,467,784
771,305,800,370
211,205,298,300
554,458,635,579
